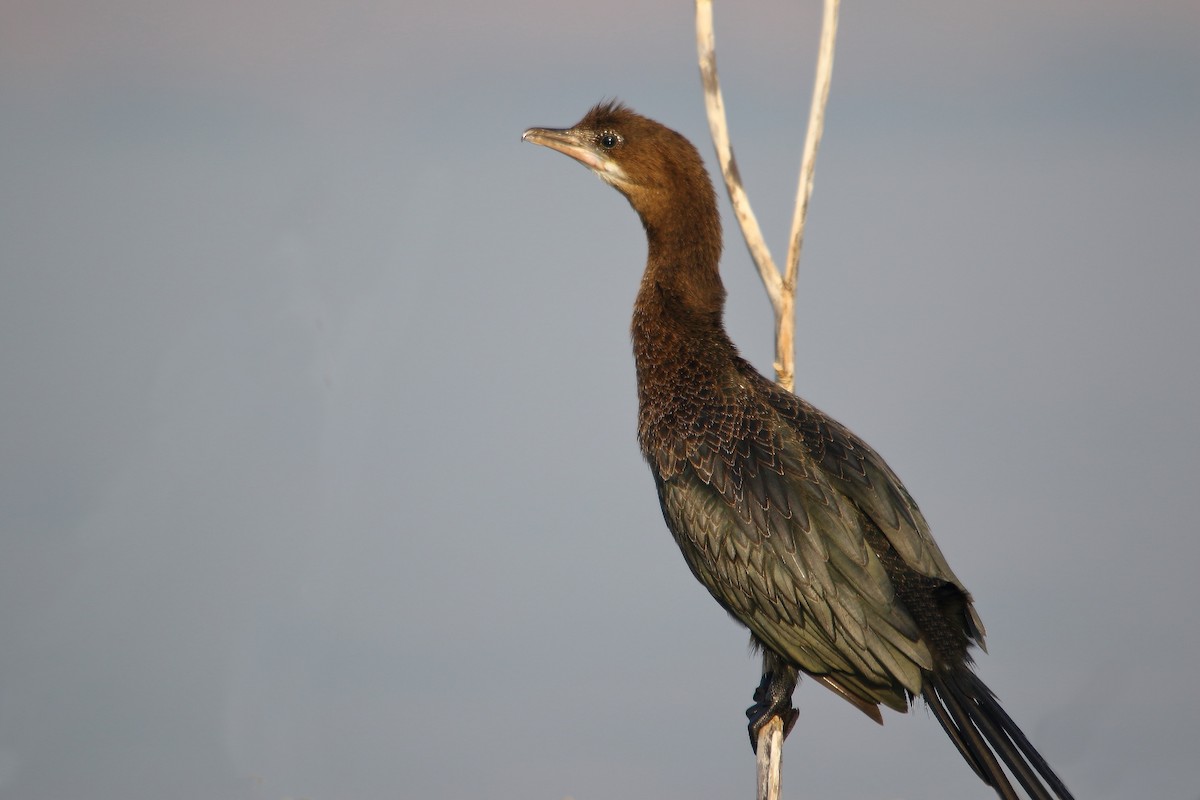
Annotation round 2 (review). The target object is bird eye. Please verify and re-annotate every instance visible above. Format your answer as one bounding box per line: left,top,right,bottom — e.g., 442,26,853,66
599,131,620,149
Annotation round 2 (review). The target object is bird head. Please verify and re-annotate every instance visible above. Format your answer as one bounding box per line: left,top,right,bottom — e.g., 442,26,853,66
523,100,716,229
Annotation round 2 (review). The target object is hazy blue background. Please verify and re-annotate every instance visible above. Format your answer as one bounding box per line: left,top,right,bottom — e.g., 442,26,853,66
2,1,1198,798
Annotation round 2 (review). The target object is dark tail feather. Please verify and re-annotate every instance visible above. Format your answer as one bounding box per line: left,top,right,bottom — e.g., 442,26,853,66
924,670,1074,800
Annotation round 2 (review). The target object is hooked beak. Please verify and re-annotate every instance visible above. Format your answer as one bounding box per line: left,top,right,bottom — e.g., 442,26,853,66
523,126,628,185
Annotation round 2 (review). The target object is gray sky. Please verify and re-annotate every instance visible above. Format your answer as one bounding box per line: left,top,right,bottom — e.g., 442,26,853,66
2,2,1198,798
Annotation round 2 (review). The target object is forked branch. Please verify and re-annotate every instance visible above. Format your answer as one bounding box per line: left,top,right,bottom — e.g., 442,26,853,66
695,0,840,395
694,2,841,798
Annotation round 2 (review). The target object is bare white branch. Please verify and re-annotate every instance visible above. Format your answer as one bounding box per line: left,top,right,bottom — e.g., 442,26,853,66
755,716,785,800
695,0,783,306
695,0,843,794
696,0,838,394
785,0,840,297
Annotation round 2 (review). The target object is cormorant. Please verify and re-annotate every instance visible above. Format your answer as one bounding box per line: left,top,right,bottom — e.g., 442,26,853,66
524,101,1073,800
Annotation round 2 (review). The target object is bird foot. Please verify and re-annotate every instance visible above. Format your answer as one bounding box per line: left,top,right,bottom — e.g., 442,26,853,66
746,670,799,752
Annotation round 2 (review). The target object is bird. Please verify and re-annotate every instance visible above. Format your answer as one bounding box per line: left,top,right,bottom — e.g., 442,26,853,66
523,100,1074,800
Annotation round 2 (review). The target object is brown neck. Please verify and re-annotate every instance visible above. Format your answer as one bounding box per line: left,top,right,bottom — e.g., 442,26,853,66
630,178,726,326
630,211,734,406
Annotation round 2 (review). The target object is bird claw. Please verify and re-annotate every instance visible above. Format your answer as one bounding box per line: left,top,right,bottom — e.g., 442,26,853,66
746,670,799,752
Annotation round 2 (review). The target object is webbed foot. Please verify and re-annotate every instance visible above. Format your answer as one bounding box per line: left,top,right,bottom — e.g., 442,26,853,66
746,668,799,752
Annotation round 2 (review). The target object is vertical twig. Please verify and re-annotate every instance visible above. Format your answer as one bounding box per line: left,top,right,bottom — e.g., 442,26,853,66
781,0,840,392
695,0,783,307
755,717,785,800
694,1,842,798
